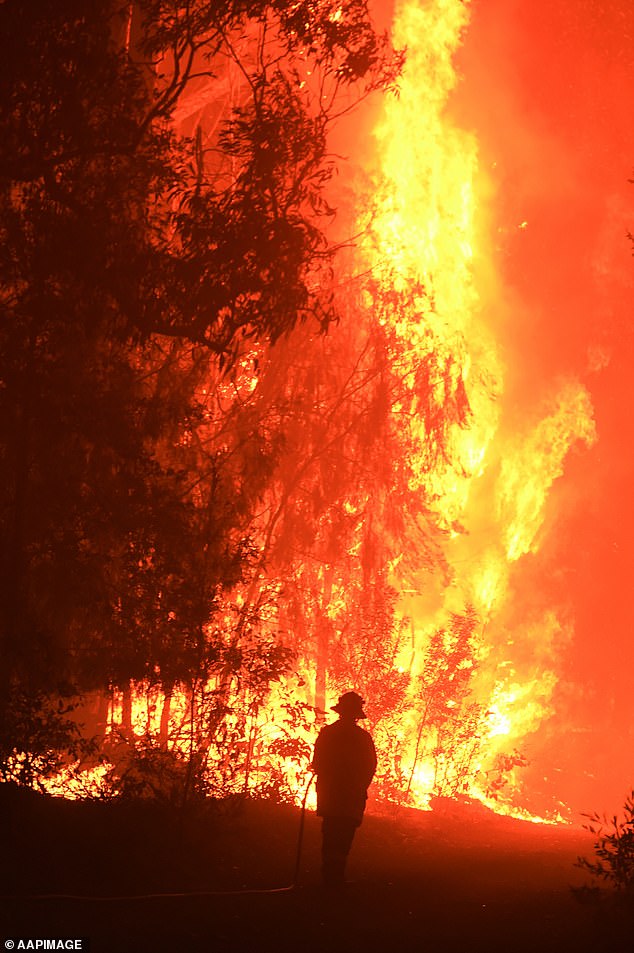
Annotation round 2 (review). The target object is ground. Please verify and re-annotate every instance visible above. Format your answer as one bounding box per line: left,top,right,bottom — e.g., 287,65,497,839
1,784,631,953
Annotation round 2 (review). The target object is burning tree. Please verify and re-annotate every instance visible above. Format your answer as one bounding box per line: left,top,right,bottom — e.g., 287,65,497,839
0,0,598,821
0,0,407,797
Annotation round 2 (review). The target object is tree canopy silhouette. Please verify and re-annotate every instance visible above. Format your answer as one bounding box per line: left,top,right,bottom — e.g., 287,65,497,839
0,0,402,769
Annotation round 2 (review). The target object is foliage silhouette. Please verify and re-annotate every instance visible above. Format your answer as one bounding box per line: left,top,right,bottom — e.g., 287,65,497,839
0,0,506,812
0,0,400,785
575,791,634,896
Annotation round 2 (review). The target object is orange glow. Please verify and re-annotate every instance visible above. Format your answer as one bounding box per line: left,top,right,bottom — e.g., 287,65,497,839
350,0,596,822
40,0,607,826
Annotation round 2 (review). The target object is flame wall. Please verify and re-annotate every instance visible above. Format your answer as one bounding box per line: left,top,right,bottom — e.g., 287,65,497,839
372,0,634,816
37,0,634,820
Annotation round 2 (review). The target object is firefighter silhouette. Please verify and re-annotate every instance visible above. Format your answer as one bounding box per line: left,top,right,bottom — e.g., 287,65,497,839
311,691,377,887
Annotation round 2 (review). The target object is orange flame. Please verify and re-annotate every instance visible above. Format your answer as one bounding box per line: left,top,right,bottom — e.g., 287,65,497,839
355,0,596,821
40,0,598,825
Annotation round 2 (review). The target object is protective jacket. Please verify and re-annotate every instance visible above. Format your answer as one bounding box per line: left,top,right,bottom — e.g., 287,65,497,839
312,719,377,825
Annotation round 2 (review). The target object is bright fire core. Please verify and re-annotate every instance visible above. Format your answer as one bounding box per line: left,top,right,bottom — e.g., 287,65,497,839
349,0,595,821
41,0,600,822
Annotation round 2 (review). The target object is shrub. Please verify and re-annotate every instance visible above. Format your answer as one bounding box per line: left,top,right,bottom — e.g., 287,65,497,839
575,791,634,895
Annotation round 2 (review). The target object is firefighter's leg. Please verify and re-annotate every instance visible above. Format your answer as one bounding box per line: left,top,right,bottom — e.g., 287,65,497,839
321,817,358,886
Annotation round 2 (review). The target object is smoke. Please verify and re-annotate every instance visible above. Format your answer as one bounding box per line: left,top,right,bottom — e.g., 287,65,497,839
449,0,634,815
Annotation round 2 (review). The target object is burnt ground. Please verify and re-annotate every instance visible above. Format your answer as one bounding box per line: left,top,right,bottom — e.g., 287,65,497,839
1,784,632,953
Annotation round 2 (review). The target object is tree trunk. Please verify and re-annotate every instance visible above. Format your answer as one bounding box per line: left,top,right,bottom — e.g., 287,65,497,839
159,687,172,751
121,682,134,740
314,565,335,715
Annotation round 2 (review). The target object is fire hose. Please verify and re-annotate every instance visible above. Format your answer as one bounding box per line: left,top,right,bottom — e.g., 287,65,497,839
2,773,316,901
293,770,316,887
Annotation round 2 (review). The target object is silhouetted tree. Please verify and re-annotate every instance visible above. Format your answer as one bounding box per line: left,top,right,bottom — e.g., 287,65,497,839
0,0,401,777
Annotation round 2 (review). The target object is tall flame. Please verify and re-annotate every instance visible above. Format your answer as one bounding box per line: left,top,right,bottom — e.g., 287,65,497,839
358,0,596,819
37,0,599,822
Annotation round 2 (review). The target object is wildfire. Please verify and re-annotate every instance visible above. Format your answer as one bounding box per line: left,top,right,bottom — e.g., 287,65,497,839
352,0,596,822
38,0,597,826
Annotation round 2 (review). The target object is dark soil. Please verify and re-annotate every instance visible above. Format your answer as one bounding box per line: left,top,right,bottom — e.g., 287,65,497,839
1,784,631,953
